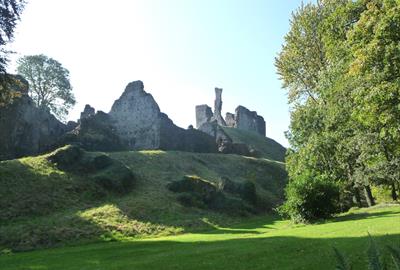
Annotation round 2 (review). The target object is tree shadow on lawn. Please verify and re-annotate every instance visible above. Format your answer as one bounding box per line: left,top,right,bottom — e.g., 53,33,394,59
0,233,399,270
332,210,400,223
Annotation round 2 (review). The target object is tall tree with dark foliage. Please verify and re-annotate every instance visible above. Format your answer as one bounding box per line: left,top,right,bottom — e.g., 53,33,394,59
0,0,26,105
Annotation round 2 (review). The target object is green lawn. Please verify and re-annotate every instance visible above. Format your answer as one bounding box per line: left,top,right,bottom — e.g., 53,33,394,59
1,205,399,270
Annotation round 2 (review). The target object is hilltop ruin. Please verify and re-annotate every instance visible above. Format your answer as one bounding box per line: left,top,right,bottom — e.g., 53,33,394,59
194,88,267,156
196,88,265,136
0,80,271,160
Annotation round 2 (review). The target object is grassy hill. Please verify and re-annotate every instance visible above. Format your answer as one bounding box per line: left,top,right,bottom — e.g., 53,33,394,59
1,205,399,270
0,146,287,251
221,127,287,162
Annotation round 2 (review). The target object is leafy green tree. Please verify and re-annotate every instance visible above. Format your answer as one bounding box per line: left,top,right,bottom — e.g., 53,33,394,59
17,54,75,120
0,0,25,105
275,2,326,104
0,0,25,73
346,0,400,201
0,74,26,106
276,0,400,222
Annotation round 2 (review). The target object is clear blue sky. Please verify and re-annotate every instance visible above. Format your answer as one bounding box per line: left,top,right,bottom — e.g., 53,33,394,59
7,0,312,147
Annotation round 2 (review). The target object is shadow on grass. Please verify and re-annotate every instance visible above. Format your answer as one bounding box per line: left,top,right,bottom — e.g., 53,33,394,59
0,233,399,270
333,210,400,223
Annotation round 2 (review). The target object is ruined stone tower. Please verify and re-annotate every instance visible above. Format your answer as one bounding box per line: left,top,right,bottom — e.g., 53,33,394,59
212,88,226,126
195,87,266,137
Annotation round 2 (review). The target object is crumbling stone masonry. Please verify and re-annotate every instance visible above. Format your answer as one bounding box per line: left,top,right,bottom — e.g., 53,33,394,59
195,87,266,137
195,104,213,129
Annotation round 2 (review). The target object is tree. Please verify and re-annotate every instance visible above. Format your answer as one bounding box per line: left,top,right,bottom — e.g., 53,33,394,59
346,0,400,202
0,0,25,105
0,0,25,73
275,2,327,104
275,0,400,222
277,0,400,222
17,54,75,120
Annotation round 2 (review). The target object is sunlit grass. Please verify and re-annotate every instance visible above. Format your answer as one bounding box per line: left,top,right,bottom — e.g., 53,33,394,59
0,149,287,251
0,206,398,270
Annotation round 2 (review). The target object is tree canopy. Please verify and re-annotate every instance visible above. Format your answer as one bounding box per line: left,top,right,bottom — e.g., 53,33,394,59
277,0,400,222
17,54,76,120
0,0,25,105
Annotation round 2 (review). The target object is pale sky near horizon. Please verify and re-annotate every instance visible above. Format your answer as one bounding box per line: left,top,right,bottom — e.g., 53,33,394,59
7,0,312,147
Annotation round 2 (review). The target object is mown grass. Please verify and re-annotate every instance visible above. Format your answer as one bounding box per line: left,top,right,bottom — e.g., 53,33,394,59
0,149,287,251
0,205,399,270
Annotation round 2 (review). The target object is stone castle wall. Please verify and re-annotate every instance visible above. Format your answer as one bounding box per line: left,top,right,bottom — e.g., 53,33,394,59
1,78,266,160
234,106,266,136
109,81,162,150
195,88,266,137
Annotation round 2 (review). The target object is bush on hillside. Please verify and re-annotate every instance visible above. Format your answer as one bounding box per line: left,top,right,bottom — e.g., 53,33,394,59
219,177,257,205
92,165,135,194
167,175,253,216
176,192,207,209
278,171,340,223
47,145,84,169
47,146,136,194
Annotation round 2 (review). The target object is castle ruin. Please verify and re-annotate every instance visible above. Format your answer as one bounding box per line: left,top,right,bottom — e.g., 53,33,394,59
196,88,266,136
0,80,268,160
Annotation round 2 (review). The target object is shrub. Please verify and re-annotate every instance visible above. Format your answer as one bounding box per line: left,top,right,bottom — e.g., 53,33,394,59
278,171,340,223
47,145,83,169
167,175,253,216
93,154,114,169
219,177,257,205
176,192,207,209
91,163,135,194
47,146,135,194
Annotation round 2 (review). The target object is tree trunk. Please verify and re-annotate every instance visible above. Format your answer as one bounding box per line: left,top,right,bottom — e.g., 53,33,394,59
353,187,363,207
391,183,398,201
363,185,375,207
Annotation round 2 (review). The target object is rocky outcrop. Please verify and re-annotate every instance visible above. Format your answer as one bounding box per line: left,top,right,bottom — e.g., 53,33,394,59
109,81,161,150
233,106,266,136
195,104,213,129
0,85,67,160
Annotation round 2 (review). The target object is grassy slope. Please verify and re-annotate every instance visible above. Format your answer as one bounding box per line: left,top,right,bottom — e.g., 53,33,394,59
1,205,399,270
221,127,287,162
0,150,287,251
